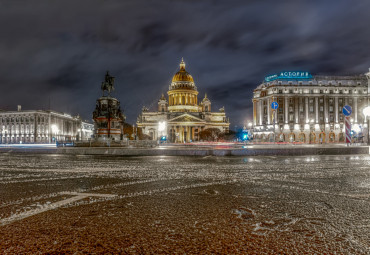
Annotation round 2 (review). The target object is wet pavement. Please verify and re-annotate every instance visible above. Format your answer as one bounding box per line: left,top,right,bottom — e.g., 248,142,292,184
0,154,369,254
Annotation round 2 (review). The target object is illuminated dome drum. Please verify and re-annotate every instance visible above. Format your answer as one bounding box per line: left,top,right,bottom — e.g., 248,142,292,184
167,59,199,112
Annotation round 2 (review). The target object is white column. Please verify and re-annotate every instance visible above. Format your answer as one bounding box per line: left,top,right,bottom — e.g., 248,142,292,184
324,96,328,123
253,100,257,126
305,97,309,123
285,97,289,124
259,100,263,126
295,97,299,124
267,98,271,125
335,97,339,123
315,97,319,123
354,97,358,123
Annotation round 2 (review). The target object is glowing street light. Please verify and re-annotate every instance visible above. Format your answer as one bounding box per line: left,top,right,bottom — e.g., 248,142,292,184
158,121,167,143
158,121,166,132
51,124,59,143
51,124,59,133
362,106,370,145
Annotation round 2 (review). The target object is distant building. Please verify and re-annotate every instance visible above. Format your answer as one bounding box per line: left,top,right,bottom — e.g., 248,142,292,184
93,72,125,141
252,69,370,143
137,59,229,142
0,105,93,144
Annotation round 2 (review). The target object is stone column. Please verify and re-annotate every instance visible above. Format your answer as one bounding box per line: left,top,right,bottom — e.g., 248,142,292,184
354,97,358,123
324,96,328,123
267,97,271,125
335,97,339,123
305,97,309,123
285,97,289,124
295,97,299,124
259,100,263,125
315,97,319,123
253,100,257,126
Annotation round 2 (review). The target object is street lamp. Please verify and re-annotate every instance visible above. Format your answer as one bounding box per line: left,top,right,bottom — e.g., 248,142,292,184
362,106,370,145
158,121,167,143
51,124,59,143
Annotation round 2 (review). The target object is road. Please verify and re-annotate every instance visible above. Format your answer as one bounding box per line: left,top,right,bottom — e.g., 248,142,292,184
0,154,369,254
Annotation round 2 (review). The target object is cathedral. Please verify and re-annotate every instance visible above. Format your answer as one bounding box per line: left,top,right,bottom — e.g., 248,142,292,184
137,59,230,143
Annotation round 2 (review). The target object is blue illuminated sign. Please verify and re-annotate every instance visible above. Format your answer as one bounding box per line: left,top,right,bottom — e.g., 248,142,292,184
271,101,278,110
264,71,312,82
342,105,352,116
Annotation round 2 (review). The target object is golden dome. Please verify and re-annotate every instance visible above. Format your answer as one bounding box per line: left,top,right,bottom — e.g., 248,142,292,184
172,58,194,83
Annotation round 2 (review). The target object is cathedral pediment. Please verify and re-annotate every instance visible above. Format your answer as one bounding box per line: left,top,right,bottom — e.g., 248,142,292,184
168,113,205,123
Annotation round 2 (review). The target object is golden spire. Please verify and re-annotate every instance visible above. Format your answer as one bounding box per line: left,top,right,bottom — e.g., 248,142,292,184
180,57,186,71
204,93,207,98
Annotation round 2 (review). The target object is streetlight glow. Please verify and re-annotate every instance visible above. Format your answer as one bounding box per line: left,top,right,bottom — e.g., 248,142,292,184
51,124,59,133
363,106,370,117
158,121,166,132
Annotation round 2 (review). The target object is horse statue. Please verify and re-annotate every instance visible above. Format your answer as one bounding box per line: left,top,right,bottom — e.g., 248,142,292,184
101,71,115,95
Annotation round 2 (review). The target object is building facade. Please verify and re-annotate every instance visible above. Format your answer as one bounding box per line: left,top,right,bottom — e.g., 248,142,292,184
0,106,93,144
137,59,229,142
253,69,370,143
93,72,125,141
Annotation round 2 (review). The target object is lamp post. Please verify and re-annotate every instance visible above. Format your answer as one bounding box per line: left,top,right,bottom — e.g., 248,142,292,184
51,124,59,143
158,121,166,144
362,106,370,145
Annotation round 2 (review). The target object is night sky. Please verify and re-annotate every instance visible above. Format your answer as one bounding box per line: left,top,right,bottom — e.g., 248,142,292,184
0,0,369,128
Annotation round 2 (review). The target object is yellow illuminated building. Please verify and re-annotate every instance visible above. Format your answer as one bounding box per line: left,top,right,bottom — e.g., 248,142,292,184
137,59,229,142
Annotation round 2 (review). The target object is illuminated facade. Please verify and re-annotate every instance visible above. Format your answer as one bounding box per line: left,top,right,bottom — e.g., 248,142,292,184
0,105,93,144
253,69,370,143
137,59,229,142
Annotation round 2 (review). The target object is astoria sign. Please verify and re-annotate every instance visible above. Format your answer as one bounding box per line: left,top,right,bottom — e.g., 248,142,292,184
264,71,313,82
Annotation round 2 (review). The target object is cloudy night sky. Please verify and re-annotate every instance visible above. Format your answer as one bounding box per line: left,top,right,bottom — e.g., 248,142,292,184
0,0,369,127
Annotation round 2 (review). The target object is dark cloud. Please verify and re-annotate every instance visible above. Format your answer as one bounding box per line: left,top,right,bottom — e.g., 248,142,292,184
0,0,369,126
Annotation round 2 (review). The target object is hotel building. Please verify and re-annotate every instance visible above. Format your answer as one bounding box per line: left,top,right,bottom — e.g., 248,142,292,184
252,69,370,143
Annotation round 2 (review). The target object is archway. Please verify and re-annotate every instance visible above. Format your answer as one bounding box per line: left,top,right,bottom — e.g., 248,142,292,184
278,133,285,142
298,133,306,143
319,132,326,144
329,132,335,143
268,133,275,142
262,134,268,142
309,132,316,143
289,133,295,143
339,132,345,142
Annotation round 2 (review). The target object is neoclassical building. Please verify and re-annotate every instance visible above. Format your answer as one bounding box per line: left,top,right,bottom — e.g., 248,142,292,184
0,105,93,144
252,69,370,143
137,59,229,142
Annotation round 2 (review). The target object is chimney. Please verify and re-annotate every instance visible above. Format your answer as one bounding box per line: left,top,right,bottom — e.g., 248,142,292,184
17,105,21,112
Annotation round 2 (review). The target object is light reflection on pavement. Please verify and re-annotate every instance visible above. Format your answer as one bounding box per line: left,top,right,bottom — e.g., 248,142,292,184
0,154,369,254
